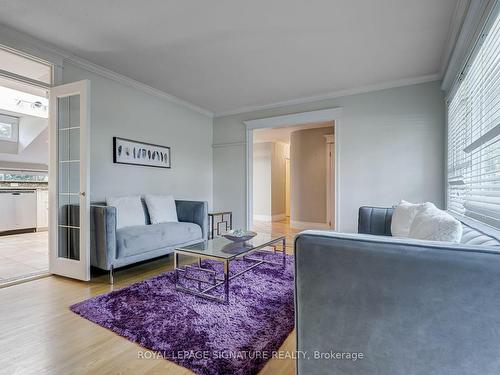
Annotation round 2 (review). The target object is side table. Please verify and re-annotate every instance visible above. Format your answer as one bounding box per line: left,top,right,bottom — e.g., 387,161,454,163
208,211,232,239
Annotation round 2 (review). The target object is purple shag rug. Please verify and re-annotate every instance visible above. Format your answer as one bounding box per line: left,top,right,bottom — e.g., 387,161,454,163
70,253,295,375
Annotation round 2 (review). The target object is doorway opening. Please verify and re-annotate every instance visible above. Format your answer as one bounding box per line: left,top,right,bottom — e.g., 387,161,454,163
252,121,335,234
0,47,52,286
245,107,342,232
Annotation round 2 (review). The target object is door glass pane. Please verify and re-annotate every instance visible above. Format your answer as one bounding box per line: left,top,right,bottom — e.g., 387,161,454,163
58,161,80,194
58,96,80,130
59,128,80,161
58,227,80,260
57,94,80,261
58,194,80,227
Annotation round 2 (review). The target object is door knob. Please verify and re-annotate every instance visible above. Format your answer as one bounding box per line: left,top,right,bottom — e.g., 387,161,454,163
80,192,86,197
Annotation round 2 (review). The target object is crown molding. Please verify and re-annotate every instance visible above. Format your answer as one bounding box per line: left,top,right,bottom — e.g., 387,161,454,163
214,73,441,118
439,0,471,78
0,24,213,118
63,55,213,118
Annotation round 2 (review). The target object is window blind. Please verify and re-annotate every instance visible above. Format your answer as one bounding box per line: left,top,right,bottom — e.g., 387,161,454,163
447,8,500,229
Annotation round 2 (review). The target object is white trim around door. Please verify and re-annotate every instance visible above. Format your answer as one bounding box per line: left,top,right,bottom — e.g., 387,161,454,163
244,107,343,231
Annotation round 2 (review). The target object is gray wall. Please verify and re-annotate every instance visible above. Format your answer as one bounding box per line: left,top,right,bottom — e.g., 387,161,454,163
63,63,213,205
213,81,445,232
290,127,333,224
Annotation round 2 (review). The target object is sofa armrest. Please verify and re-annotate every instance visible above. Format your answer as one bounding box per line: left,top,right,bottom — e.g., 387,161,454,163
294,230,500,375
90,205,117,270
175,200,208,240
358,206,393,235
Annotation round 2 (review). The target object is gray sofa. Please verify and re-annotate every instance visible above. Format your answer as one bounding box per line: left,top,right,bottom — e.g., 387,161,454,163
90,199,208,281
295,206,500,375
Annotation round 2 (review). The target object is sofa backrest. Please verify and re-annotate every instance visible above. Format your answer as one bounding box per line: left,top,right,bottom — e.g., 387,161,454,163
358,206,500,246
295,230,500,375
358,206,393,236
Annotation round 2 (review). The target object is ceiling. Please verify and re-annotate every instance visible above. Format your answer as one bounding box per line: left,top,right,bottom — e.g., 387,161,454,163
0,0,459,115
254,121,333,144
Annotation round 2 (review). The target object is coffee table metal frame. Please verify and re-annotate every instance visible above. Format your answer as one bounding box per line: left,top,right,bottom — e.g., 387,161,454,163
174,235,286,304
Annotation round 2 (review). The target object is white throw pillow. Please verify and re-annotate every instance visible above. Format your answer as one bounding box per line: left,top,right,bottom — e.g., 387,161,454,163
106,196,145,229
409,206,462,243
144,195,178,224
391,200,431,237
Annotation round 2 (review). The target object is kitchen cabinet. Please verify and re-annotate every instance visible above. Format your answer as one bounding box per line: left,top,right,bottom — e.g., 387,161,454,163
37,190,49,230
0,190,37,232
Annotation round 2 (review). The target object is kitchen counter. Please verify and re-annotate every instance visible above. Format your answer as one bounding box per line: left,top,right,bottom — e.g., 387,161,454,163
0,187,48,191
0,185,48,191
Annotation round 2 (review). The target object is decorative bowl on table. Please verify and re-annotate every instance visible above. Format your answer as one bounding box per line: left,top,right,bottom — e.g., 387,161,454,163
223,229,257,242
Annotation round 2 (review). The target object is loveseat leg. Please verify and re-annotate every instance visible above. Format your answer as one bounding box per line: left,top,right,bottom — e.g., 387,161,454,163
109,265,114,285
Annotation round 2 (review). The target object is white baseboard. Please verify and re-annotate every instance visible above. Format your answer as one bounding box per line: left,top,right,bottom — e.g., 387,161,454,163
272,214,286,221
290,220,331,230
254,213,286,222
253,214,271,221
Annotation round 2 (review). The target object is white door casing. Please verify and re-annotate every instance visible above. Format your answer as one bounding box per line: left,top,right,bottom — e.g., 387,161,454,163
325,134,335,229
244,107,342,231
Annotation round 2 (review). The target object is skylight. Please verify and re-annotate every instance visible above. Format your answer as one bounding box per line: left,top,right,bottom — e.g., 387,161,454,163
0,122,12,139
0,114,18,142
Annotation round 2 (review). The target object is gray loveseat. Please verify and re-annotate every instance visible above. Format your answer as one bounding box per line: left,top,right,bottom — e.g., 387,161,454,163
295,206,500,375
90,199,208,282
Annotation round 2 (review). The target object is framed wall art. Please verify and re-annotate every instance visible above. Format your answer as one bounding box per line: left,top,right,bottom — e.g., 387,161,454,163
113,137,171,168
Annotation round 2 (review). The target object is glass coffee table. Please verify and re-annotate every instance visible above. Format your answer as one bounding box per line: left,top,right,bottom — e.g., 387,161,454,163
174,233,286,304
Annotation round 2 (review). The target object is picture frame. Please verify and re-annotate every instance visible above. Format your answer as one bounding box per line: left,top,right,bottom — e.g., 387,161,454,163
113,137,171,169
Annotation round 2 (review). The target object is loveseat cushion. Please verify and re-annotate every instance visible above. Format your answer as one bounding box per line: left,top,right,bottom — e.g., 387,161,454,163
106,195,146,229
116,222,202,258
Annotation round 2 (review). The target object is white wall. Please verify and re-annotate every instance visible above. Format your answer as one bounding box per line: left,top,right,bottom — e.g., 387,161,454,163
63,62,213,205
271,142,287,217
0,115,48,169
253,141,288,220
253,142,272,217
213,81,445,232
17,116,47,156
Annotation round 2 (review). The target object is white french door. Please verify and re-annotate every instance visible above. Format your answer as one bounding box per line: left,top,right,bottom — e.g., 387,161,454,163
48,80,90,281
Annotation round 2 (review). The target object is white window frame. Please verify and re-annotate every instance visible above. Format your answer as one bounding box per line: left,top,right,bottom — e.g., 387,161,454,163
0,113,18,142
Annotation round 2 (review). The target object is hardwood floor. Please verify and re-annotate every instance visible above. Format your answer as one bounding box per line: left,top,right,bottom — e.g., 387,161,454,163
0,219,299,374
